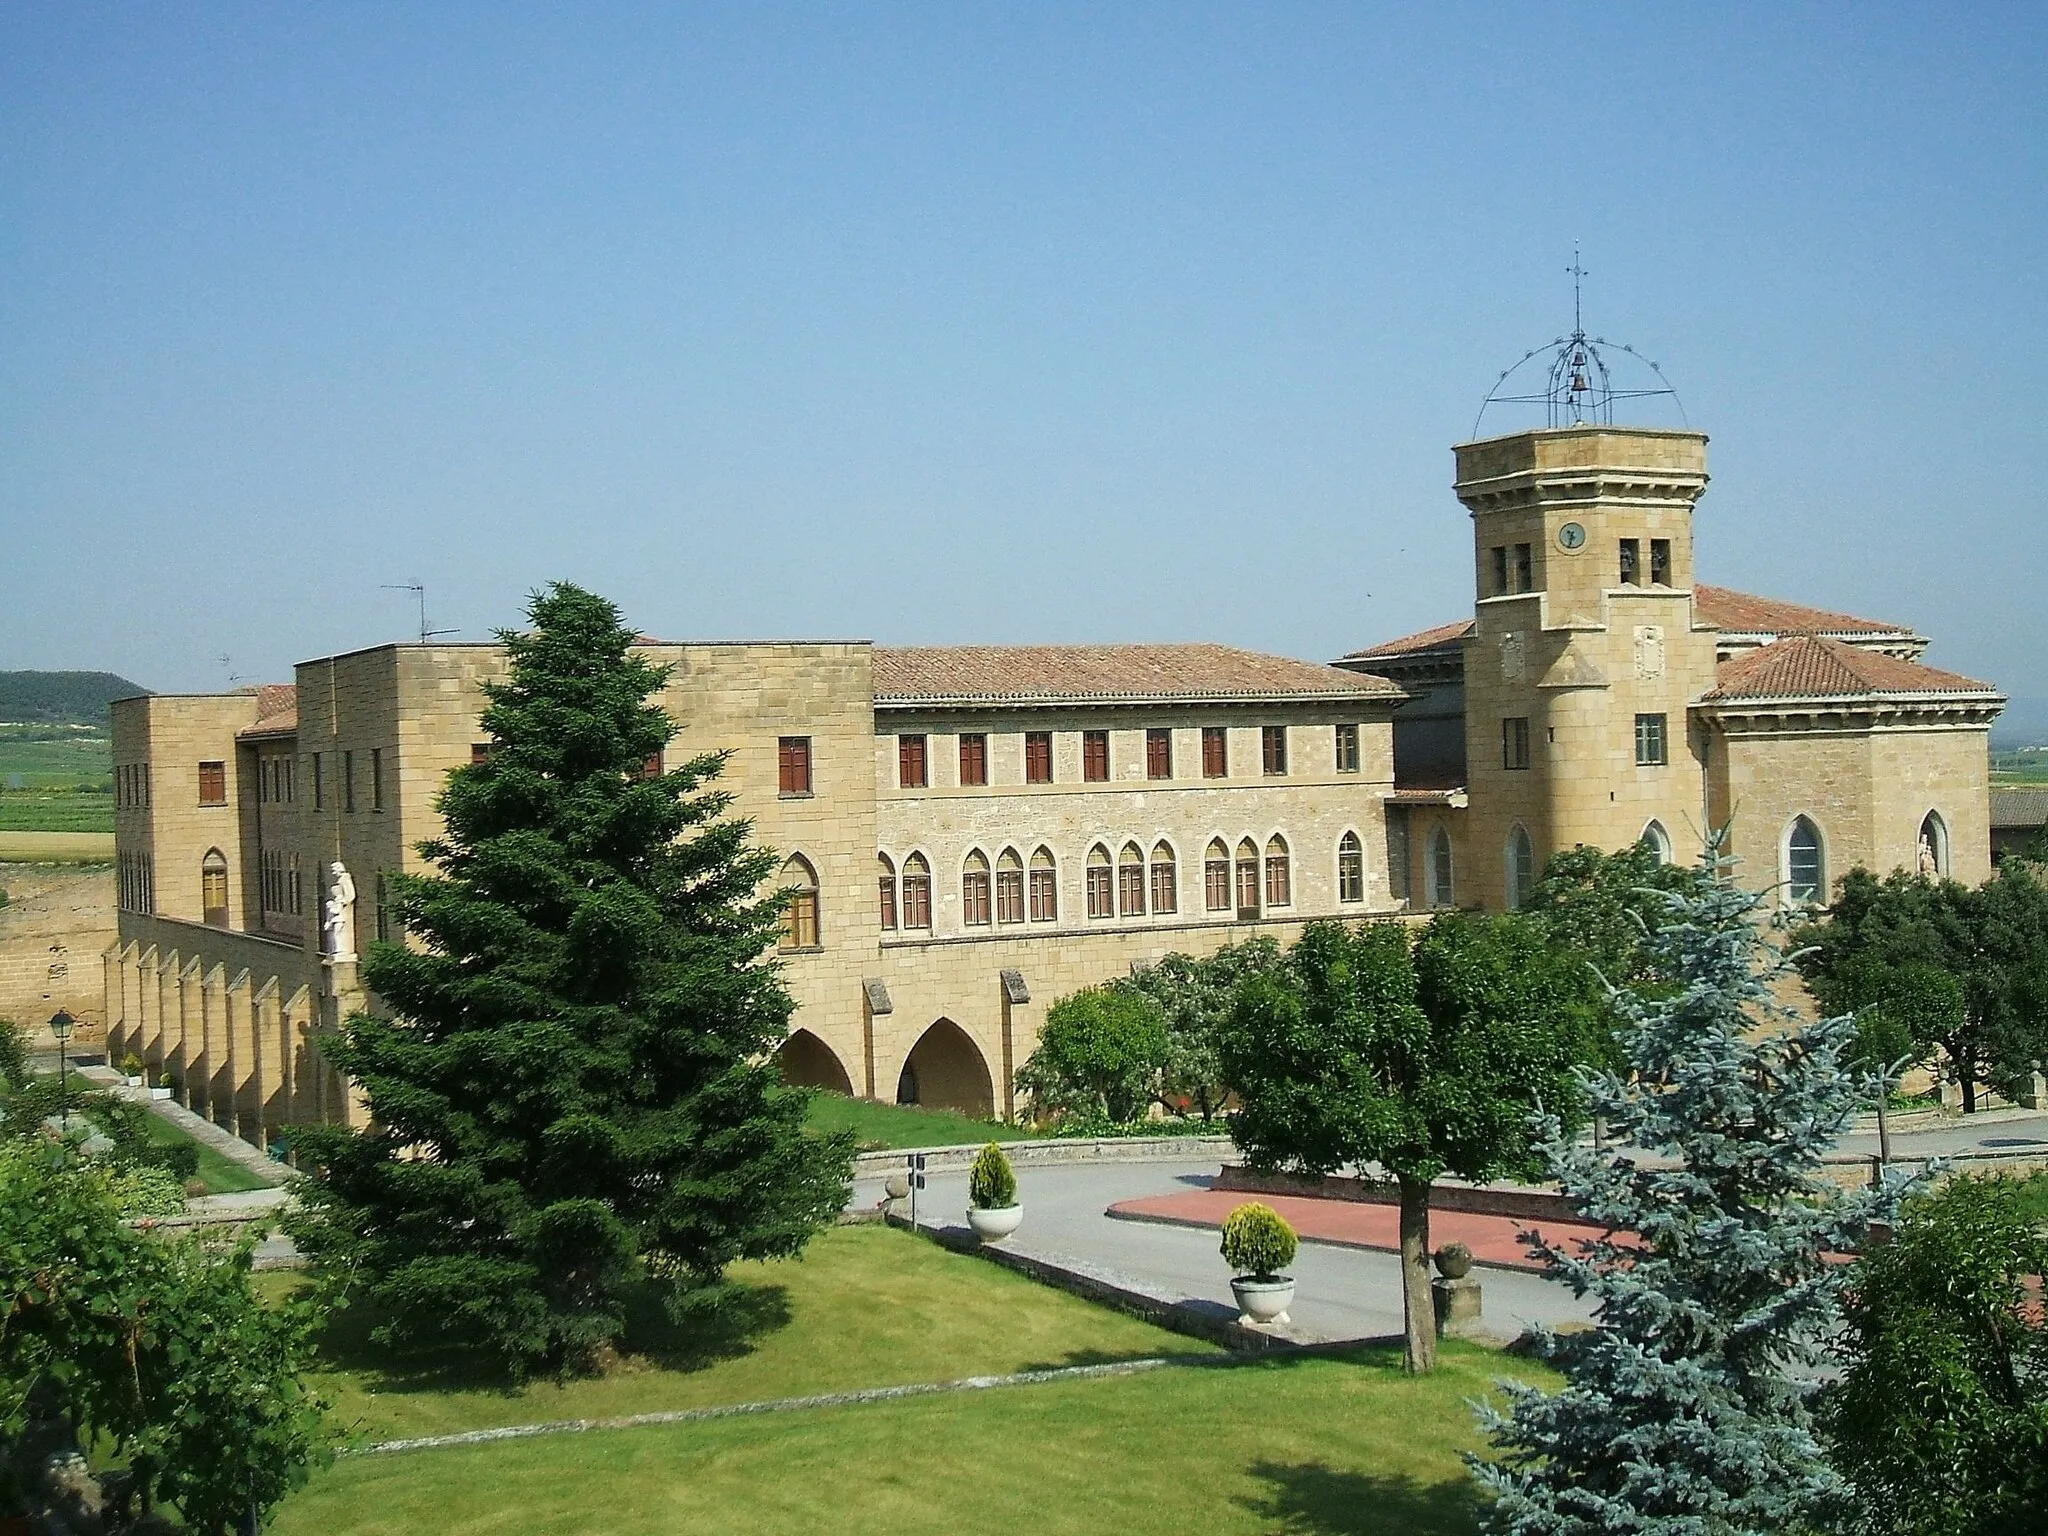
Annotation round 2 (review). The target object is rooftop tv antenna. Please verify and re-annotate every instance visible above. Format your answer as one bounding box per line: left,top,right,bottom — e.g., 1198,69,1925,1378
1473,244,1686,435
382,583,458,645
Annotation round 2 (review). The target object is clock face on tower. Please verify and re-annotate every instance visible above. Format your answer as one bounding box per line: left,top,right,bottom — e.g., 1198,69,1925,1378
1557,522,1587,551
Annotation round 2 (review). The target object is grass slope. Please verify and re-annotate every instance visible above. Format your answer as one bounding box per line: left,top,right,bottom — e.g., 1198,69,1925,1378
804,1090,1029,1149
275,1340,1543,1536
133,1105,273,1194
297,1224,1213,1444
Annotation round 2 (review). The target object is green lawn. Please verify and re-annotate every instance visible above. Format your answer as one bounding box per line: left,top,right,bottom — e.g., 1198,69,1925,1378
133,1104,274,1194
273,1338,1544,1536
804,1090,1030,1149
294,1223,1215,1444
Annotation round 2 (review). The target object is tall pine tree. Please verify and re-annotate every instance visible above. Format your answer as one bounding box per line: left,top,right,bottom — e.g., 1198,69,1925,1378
1473,846,1909,1533
290,584,853,1374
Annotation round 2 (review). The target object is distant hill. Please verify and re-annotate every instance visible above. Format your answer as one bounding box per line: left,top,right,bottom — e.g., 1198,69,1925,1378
0,671,150,726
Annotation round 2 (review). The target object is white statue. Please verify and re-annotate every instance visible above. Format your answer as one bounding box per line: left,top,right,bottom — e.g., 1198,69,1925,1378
322,862,358,961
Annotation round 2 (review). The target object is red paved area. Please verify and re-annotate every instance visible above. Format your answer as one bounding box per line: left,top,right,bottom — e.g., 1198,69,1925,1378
1107,1188,1616,1272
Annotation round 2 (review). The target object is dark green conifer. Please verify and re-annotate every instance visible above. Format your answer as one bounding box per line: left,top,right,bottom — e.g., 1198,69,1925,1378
291,583,853,1373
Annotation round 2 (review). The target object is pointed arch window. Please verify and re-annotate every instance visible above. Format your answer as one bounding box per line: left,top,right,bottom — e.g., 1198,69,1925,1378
1150,841,1178,915
778,854,820,949
995,848,1025,923
1029,847,1058,922
1236,838,1261,918
902,853,932,930
1506,825,1536,910
1338,831,1365,904
877,853,898,931
1205,839,1231,912
1264,835,1292,908
1086,845,1114,919
1426,826,1454,909
201,848,229,928
1119,842,1147,917
1786,817,1825,905
1640,820,1674,865
962,850,993,926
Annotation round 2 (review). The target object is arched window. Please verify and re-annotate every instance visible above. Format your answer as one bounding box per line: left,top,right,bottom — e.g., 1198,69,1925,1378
877,853,898,931
1264,835,1292,908
1029,847,1057,922
1426,826,1454,909
1918,811,1949,879
1118,842,1147,917
778,854,820,949
1786,817,1825,906
1235,838,1261,918
201,848,229,928
1505,825,1536,910
1205,839,1231,912
1086,845,1114,919
1639,820,1674,865
1337,831,1365,904
1150,841,1178,915
902,853,932,930
962,850,992,927
995,848,1025,924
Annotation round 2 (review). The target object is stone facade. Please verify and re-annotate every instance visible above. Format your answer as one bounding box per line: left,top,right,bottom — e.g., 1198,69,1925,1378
105,638,1403,1138
1347,425,2004,914
101,421,2006,1144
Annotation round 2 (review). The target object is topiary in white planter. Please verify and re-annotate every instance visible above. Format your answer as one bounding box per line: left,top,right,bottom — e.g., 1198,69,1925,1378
1222,1201,1298,1325
966,1141,1021,1243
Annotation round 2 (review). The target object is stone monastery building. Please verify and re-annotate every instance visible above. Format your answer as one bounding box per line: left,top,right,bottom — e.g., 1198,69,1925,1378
103,423,2005,1145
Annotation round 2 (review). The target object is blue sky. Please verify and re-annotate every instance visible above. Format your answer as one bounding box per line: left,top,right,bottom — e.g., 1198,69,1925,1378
3,4,2043,726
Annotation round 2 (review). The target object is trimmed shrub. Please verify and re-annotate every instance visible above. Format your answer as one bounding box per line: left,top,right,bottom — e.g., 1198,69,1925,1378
1221,1201,1297,1280
968,1141,1017,1210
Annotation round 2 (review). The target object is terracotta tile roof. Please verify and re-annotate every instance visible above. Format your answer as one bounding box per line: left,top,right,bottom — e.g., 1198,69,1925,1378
1340,618,1474,661
871,644,1403,706
1990,787,2048,830
238,684,299,740
1701,634,1997,702
1693,584,1910,638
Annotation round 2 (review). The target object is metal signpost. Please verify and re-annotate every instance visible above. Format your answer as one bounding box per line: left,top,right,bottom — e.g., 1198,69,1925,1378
907,1152,926,1229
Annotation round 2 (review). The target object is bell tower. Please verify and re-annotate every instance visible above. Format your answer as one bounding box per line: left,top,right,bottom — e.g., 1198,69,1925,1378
1453,424,1717,908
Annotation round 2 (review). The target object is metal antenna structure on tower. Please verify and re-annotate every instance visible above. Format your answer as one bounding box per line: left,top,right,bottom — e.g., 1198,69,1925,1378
382,583,459,645
1473,246,1686,436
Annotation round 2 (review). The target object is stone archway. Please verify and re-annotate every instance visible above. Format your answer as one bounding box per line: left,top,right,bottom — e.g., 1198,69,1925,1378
774,1028,854,1096
895,1018,995,1119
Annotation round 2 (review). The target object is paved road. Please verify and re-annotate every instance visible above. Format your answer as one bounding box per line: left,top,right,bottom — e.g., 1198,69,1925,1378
854,1159,1599,1346
1836,1109,2048,1162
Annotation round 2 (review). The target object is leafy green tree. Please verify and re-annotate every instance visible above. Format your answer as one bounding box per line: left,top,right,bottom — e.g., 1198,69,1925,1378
1222,914,1601,1372
1521,841,1705,997
290,583,854,1376
1124,938,1282,1122
1016,983,1168,1126
1797,863,2048,1111
1474,849,1905,1535
0,1141,325,1532
1821,1174,2048,1536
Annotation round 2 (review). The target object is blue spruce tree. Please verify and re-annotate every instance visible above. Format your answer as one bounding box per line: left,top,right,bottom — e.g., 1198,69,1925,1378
1473,849,1912,1534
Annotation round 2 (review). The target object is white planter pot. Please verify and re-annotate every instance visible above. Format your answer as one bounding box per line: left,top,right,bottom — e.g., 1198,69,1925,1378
966,1204,1023,1243
148,1087,173,1101
123,1076,143,1089
1230,1275,1295,1325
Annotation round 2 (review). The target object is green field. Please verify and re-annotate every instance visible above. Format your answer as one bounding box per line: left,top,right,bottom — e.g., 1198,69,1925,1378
287,1223,1210,1445
266,1222,1545,1535
804,1090,1031,1150
275,1340,1533,1536
0,729,113,833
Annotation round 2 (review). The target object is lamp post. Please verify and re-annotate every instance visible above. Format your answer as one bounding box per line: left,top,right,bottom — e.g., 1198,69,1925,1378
48,1009,76,1134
